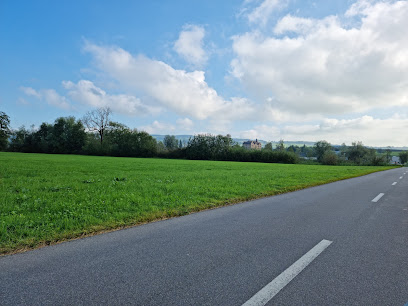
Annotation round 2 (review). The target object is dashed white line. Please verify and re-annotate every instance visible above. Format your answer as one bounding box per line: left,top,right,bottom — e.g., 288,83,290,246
372,193,385,203
242,239,332,306
392,182,397,186
400,176,403,179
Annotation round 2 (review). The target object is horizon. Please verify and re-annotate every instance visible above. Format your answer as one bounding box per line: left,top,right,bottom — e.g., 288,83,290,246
1,0,408,147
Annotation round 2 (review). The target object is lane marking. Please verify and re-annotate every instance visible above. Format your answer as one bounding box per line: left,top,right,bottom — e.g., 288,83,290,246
242,239,332,306
400,176,403,179
372,193,385,202
392,182,397,186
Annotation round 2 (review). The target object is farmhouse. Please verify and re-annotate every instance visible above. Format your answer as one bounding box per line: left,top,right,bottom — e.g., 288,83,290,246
243,139,262,150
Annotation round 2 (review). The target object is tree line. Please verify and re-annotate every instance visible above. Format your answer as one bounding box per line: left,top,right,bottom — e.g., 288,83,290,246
311,140,408,166
0,109,407,166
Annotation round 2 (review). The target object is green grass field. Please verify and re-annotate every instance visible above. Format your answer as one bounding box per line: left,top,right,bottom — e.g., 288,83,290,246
0,152,394,254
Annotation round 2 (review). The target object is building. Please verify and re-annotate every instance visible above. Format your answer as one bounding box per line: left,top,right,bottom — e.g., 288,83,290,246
390,156,401,165
243,139,262,150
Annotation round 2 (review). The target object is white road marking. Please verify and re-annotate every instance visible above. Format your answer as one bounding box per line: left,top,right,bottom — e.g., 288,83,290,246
392,182,397,186
372,193,385,203
242,239,332,306
400,176,403,179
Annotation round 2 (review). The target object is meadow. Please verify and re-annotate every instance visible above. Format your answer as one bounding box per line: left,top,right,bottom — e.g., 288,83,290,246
0,152,394,254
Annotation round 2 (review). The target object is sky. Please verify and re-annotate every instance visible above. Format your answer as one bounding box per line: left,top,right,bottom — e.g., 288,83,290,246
1,0,408,147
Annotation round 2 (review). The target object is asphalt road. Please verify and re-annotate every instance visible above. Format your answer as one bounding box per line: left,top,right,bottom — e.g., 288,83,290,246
1,167,408,305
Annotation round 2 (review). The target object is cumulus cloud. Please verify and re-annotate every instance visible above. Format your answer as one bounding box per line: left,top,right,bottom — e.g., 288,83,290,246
174,25,207,66
239,115,408,147
232,0,408,116
247,0,288,25
20,86,42,99
83,41,255,121
140,120,176,134
42,89,71,110
20,86,71,110
176,118,194,130
62,80,159,116
273,15,315,34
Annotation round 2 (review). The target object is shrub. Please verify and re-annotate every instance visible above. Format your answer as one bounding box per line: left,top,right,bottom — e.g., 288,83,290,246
321,151,338,165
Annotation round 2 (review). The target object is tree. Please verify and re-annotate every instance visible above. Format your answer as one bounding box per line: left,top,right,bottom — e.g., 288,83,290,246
163,135,178,151
321,151,338,165
338,143,346,156
34,122,54,153
157,141,166,153
399,151,408,165
52,117,86,154
82,107,112,146
0,111,11,150
276,139,285,152
104,123,157,157
287,145,299,154
264,142,273,151
346,141,369,165
186,134,233,160
313,140,332,162
385,147,392,163
9,126,28,152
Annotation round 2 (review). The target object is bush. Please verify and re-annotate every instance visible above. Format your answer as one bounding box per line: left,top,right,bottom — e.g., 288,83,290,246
321,151,338,165
368,155,387,166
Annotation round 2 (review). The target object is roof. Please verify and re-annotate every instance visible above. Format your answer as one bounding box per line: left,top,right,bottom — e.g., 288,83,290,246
243,140,261,145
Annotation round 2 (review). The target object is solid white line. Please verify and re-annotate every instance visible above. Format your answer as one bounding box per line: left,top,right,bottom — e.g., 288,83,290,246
372,193,385,202
392,182,397,186
242,239,332,306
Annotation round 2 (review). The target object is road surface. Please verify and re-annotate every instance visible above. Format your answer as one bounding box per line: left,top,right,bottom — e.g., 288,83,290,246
1,167,408,305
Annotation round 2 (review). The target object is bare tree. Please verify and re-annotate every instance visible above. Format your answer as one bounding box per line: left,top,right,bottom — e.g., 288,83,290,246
82,107,112,146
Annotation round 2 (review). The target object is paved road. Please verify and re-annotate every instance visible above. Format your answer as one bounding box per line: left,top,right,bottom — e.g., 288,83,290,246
1,167,408,305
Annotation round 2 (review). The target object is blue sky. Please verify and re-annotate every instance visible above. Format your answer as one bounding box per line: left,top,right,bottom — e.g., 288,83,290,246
1,0,408,146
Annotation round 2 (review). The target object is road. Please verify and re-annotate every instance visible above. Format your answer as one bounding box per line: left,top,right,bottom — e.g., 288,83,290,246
1,167,408,305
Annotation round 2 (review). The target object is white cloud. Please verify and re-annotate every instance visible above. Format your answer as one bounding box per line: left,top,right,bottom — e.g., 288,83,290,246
345,0,382,17
174,25,207,66
140,120,176,134
16,97,30,105
273,15,315,34
83,41,255,121
232,0,408,117
42,89,71,110
247,0,288,25
176,118,194,130
239,115,408,147
62,80,159,116
20,86,71,110
19,86,41,99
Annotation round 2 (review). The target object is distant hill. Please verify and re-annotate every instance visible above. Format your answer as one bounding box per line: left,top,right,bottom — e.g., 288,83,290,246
151,135,192,143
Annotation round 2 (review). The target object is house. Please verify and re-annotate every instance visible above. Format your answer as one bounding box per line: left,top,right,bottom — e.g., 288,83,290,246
243,139,262,150
390,156,401,165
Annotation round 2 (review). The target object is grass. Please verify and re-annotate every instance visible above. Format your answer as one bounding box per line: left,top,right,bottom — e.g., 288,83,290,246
0,152,394,254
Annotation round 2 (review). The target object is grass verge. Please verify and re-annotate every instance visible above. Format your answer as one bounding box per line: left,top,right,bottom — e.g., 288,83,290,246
0,152,394,255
